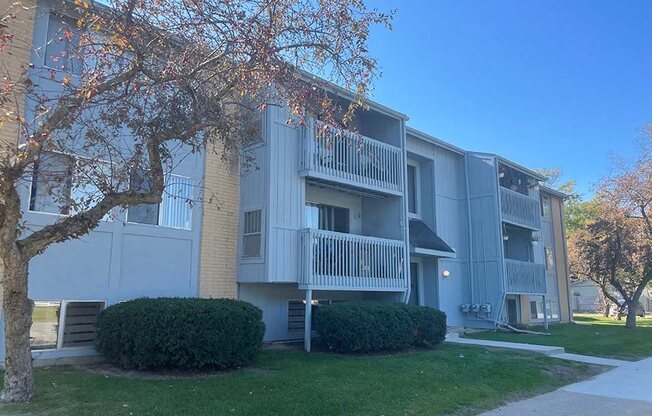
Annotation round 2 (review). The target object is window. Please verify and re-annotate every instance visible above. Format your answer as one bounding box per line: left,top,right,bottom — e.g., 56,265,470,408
30,152,73,214
127,172,194,230
530,301,539,321
127,169,159,225
530,296,560,321
241,105,264,147
45,13,82,74
30,301,61,350
242,209,263,257
304,203,349,233
407,164,418,215
30,300,104,350
540,194,551,218
545,246,555,270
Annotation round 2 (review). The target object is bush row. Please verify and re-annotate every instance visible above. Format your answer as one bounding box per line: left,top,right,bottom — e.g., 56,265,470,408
314,302,446,352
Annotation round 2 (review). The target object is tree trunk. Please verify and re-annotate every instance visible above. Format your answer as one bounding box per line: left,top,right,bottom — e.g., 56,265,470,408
1,251,34,403
603,302,611,318
625,301,637,328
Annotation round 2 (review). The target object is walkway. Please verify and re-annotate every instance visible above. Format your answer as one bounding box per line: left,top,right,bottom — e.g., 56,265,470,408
445,333,628,366
478,358,652,415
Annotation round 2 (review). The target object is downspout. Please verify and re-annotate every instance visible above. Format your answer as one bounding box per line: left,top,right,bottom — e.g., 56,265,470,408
401,120,411,304
464,153,475,306
494,158,508,326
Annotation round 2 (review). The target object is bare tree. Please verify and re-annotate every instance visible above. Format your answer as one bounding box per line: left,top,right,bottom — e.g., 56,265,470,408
0,0,393,402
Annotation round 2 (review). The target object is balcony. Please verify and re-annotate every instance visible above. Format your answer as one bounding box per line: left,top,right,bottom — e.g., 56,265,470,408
300,228,407,291
300,119,403,196
500,187,541,230
504,259,546,295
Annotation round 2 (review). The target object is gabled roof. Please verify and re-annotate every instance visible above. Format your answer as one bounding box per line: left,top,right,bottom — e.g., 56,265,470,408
406,127,466,155
468,152,547,181
540,185,569,200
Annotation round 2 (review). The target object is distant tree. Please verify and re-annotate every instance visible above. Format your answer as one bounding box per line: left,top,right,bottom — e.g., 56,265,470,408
568,131,652,328
0,0,393,402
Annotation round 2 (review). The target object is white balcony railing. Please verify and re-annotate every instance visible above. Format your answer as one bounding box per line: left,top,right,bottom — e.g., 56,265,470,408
300,228,407,290
300,119,403,195
500,187,542,230
505,259,546,295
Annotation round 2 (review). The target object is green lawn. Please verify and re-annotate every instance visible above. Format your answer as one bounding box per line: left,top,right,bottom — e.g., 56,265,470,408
466,314,652,360
0,344,598,416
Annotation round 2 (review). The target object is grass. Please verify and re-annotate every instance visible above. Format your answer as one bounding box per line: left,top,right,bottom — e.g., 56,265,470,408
466,314,652,360
0,344,598,416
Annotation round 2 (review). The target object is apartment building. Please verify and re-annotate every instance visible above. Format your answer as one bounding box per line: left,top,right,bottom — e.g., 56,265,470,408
0,0,571,361
0,0,240,363
236,98,572,350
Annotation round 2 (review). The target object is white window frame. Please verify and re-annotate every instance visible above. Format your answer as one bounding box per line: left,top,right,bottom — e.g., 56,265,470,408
43,12,83,75
27,151,114,220
126,173,194,230
409,258,425,306
30,299,106,352
242,105,267,149
406,160,421,219
241,207,265,261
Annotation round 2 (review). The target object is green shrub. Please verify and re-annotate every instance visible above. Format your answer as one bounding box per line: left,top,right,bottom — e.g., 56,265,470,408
314,302,447,352
405,305,447,346
96,298,265,370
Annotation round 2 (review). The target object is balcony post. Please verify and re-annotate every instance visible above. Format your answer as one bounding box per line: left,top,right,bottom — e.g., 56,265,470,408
304,289,313,352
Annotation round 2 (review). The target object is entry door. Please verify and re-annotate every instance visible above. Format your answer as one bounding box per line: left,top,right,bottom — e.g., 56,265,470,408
507,298,519,325
409,262,420,305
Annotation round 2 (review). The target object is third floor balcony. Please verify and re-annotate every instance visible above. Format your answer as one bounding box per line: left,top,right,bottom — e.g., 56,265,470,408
500,186,542,230
300,119,403,196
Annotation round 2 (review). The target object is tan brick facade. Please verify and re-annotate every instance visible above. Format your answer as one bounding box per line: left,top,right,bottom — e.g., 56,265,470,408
198,145,240,299
0,0,34,148
551,194,572,323
0,0,36,312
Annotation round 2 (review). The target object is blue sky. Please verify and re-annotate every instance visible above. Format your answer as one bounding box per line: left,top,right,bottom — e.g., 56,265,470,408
364,0,652,196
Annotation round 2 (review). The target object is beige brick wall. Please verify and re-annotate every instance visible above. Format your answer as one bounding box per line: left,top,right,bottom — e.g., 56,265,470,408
198,145,240,299
551,195,572,323
0,0,34,148
0,0,36,312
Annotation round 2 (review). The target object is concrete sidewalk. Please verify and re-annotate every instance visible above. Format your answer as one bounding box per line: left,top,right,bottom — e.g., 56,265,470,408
445,333,629,367
479,358,652,415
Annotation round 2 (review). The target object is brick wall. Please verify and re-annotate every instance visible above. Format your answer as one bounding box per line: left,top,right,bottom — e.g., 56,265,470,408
0,0,36,312
198,145,240,299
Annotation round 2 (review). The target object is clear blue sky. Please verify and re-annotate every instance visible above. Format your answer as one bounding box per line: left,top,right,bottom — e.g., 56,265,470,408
365,0,652,196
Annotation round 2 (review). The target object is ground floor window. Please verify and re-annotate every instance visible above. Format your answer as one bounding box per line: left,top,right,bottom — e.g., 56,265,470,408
529,296,559,321
31,301,61,350
30,300,105,350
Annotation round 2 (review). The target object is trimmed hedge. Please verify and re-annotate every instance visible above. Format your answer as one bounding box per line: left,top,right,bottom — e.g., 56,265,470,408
314,302,446,352
95,298,265,370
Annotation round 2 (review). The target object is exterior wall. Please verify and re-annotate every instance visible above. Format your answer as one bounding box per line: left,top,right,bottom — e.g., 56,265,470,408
239,283,401,341
466,154,504,325
0,0,37,361
0,1,239,362
198,145,240,299
550,194,572,322
406,133,470,327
